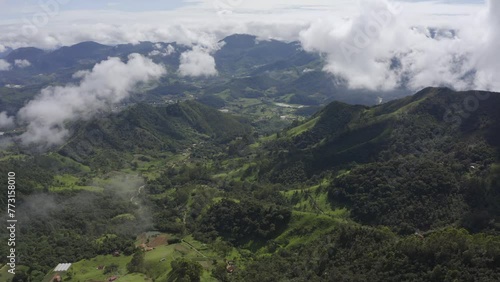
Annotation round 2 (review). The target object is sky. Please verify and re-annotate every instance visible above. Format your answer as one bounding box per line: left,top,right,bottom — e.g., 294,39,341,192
0,0,487,49
0,0,485,15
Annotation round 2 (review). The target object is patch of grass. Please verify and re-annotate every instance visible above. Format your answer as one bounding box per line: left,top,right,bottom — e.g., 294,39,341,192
212,197,240,204
116,273,151,281
0,264,13,282
282,181,348,218
274,212,343,249
0,154,27,162
95,234,118,245
50,174,104,192
111,213,136,223
286,116,319,137
142,235,219,281
49,153,91,173
55,254,132,282
351,96,428,130
49,185,104,193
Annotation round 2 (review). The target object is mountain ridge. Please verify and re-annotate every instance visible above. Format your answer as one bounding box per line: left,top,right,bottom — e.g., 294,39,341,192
58,100,252,170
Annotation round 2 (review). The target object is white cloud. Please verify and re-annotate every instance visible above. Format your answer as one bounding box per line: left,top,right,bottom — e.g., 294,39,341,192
179,46,218,77
300,0,405,90
148,50,161,57
148,44,175,57
0,111,15,129
471,0,500,91
298,0,498,92
0,59,11,71
1,0,476,49
14,59,31,68
17,54,166,147
0,44,6,52
165,44,176,55
0,0,496,92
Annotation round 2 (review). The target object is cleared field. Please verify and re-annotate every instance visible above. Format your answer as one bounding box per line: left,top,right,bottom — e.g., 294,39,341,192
0,265,13,282
43,255,132,282
59,234,222,282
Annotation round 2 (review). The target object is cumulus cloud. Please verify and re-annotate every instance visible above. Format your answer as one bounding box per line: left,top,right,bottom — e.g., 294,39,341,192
472,0,500,91
298,0,500,92
0,0,496,92
16,54,166,147
148,43,175,57
0,59,10,71
14,59,31,68
0,44,6,52
300,0,405,90
0,111,15,129
179,46,218,77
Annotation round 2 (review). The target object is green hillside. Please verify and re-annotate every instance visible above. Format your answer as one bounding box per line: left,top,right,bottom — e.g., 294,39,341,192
59,101,252,170
1,88,500,281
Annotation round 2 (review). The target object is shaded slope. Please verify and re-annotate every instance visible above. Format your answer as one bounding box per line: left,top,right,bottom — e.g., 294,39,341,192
59,101,252,168
258,87,500,234
271,87,500,174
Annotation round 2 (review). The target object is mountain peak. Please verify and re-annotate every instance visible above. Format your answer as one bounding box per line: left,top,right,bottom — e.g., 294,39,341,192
6,47,45,62
68,41,109,49
220,34,258,49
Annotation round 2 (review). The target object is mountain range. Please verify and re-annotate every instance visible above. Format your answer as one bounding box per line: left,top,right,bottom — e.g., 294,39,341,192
0,34,410,117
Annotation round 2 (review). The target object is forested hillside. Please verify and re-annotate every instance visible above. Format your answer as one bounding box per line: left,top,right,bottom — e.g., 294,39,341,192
1,88,499,281
59,101,252,170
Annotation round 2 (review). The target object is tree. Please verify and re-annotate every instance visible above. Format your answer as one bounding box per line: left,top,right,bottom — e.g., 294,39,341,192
211,262,230,282
104,263,119,274
12,271,29,282
127,250,145,273
168,258,203,282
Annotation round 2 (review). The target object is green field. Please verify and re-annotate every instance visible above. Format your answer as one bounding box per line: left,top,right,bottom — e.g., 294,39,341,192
42,255,132,282
49,234,224,282
0,264,14,282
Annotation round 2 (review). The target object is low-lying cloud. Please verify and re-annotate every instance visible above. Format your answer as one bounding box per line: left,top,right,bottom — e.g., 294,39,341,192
0,0,497,93
14,59,31,68
0,59,10,71
149,43,176,57
300,0,405,90
299,0,499,92
472,0,500,91
17,54,166,147
0,111,14,129
179,46,218,77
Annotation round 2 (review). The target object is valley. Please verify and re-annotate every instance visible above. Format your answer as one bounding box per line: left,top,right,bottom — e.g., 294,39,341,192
0,85,499,281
